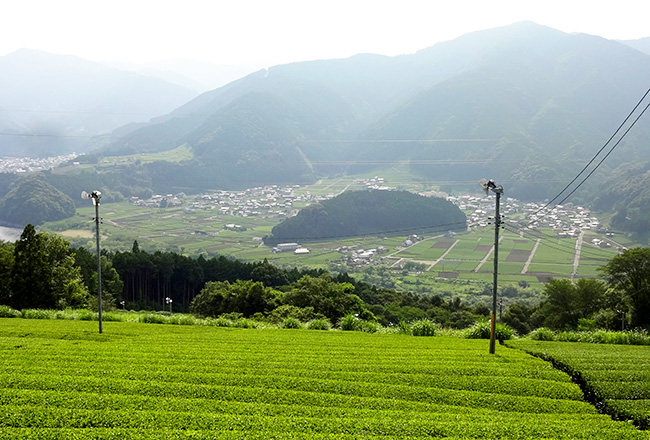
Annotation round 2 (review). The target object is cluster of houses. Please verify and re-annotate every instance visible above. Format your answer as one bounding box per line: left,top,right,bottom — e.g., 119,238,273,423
126,177,616,260
453,194,613,244
337,245,389,267
130,185,336,219
356,176,395,191
0,153,79,174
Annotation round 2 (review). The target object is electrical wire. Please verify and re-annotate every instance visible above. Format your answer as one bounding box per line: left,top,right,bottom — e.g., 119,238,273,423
529,87,650,219
554,99,650,206
501,223,618,260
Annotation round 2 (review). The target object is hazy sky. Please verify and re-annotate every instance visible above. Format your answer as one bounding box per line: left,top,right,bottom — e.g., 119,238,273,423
2,0,648,68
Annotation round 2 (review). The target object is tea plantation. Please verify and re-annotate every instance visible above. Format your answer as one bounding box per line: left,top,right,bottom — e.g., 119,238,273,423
512,340,650,430
1,319,648,439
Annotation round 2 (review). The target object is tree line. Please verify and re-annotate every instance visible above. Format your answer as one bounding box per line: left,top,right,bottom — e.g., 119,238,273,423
503,249,650,332
0,226,490,327
1,224,649,331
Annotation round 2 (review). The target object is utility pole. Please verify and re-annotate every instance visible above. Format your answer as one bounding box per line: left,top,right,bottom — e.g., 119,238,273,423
479,179,503,354
82,190,103,334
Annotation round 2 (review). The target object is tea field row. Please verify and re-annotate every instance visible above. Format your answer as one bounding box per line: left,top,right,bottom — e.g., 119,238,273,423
1,319,648,439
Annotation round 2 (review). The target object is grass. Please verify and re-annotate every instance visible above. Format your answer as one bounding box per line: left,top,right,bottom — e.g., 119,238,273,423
1,319,649,438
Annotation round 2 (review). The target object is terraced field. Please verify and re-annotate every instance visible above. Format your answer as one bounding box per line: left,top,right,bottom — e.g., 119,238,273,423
512,340,650,430
1,319,648,439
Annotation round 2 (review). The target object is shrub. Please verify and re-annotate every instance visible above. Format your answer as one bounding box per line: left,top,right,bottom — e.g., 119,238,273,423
169,314,198,325
77,309,96,321
577,318,597,331
359,320,380,333
139,313,168,324
21,309,56,320
0,305,21,318
339,314,360,331
628,329,650,345
282,317,302,329
205,316,232,327
268,305,316,324
395,321,412,335
464,320,513,341
411,319,437,337
307,318,331,331
527,327,556,341
102,312,126,322
232,318,259,329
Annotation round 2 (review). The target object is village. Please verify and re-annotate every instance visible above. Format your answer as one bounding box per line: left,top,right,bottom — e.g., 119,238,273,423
0,153,79,174
128,177,616,268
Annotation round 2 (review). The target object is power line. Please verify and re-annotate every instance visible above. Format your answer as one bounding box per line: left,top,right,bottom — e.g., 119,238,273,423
501,223,617,260
554,100,650,206
529,87,650,218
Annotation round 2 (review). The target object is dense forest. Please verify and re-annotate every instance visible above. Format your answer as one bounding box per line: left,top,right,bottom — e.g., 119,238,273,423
265,190,467,245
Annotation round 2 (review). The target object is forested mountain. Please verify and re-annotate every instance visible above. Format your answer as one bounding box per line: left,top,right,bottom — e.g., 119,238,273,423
265,190,466,244
0,49,197,157
96,21,650,203
4,22,650,230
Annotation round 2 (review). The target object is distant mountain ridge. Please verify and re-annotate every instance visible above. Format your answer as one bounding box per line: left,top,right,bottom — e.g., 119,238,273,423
4,22,650,231
99,22,650,202
0,49,198,157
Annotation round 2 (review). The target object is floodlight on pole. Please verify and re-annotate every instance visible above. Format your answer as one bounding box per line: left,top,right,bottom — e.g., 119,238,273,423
82,190,103,334
478,179,503,354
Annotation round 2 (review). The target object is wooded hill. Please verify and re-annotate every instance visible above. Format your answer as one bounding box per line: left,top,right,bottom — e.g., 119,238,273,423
264,190,466,244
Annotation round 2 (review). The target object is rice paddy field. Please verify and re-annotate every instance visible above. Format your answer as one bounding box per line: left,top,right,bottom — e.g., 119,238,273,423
1,319,649,439
45,202,620,288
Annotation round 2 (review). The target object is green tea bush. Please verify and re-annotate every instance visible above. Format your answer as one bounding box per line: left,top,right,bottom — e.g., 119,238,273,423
0,305,21,318
411,319,437,337
306,318,331,330
282,317,302,329
464,320,513,341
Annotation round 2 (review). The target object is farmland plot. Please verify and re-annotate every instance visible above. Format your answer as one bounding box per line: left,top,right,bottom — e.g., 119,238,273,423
1,319,649,439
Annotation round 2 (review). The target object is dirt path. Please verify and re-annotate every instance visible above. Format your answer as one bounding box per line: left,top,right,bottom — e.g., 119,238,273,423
521,239,541,274
571,231,584,279
473,235,504,272
427,239,460,271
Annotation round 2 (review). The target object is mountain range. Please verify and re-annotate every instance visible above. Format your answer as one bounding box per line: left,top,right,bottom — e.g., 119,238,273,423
96,21,650,201
2,22,650,233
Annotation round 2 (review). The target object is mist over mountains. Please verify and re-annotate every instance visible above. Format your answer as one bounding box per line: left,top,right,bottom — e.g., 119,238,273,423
2,22,650,232
0,49,198,157
90,22,650,201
